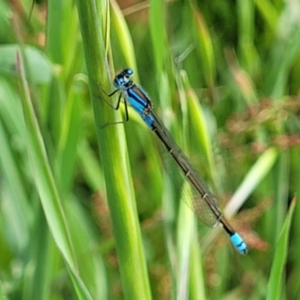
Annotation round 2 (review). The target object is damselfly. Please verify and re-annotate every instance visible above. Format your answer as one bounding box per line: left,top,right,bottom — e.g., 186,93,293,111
99,68,247,254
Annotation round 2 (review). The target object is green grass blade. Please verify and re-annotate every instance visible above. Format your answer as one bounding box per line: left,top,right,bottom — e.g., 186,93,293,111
16,51,92,299
110,0,138,73
189,239,206,300
76,0,152,299
150,0,168,73
266,199,296,300
17,51,76,268
254,0,278,33
180,70,215,178
176,183,196,299
191,7,215,90
225,147,278,216
176,183,206,300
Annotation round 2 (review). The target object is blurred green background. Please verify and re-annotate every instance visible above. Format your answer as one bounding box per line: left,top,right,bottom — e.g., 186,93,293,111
0,0,299,299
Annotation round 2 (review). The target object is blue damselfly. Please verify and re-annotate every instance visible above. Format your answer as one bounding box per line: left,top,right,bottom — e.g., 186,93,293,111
99,68,247,254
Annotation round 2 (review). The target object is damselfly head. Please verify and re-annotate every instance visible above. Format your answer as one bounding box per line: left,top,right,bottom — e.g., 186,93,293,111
113,68,134,88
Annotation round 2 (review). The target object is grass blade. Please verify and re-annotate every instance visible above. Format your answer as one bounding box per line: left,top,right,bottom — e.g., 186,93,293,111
17,51,92,299
76,0,152,298
266,198,296,300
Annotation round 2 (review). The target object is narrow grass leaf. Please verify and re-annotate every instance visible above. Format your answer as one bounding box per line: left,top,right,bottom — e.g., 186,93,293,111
110,0,138,74
17,51,93,299
237,0,259,76
266,198,296,300
17,51,76,265
150,0,167,73
68,267,94,300
177,182,196,300
189,239,206,300
191,7,215,89
225,147,278,216
253,0,278,33
180,70,215,178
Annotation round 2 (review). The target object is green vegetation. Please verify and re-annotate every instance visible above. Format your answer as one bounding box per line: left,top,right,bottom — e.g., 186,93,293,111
0,0,299,299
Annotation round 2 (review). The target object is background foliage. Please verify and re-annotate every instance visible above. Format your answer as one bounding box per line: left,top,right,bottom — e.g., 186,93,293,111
0,0,299,299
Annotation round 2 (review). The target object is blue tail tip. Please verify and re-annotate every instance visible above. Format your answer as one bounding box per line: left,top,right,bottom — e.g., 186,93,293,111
230,233,247,255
